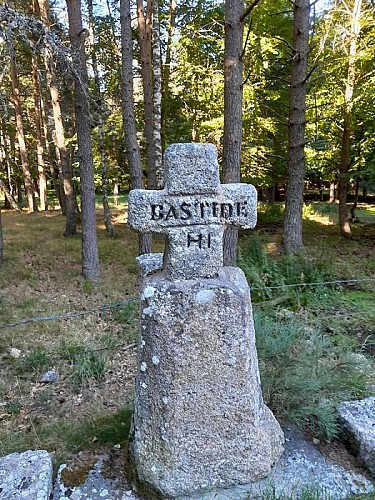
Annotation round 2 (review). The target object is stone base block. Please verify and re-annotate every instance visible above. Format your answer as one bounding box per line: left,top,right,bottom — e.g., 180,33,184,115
337,397,375,478
128,267,284,498
0,450,52,499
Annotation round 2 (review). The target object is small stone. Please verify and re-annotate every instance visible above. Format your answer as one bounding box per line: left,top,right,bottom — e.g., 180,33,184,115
152,355,160,365
40,371,59,383
337,397,375,477
9,347,21,359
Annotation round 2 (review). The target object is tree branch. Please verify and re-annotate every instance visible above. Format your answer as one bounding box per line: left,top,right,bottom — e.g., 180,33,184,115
240,18,252,61
242,68,252,86
240,0,262,22
272,35,295,53
303,64,318,83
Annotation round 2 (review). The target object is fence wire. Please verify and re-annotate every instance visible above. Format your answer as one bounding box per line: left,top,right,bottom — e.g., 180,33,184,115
0,277,374,331
0,296,139,330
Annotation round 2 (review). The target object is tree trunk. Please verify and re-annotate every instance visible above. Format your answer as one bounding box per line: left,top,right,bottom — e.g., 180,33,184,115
282,0,310,255
9,49,37,213
120,0,152,255
0,180,20,211
66,0,100,280
329,181,336,203
87,0,114,237
137,0,156,189
0,208,3,266
39,58,63,209
0,118,17,211
31,53,47,211
339,0,362,239
152,0,163,188
161,0,177,148
350,176,359,221
222,0,244,266
37,0,77,233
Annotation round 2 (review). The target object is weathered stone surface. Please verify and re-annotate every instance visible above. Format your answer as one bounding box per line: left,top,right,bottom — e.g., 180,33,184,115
164,143,220,195
136,253,164,277
129,267,284,498
52,458,136,500
40,370,59,383
0,450,52,499
166,225,224,280
127,143,257,279
177,426,375,500
337,397,375,477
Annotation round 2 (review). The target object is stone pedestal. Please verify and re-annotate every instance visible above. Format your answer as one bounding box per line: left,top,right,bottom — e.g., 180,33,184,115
129,267,284,499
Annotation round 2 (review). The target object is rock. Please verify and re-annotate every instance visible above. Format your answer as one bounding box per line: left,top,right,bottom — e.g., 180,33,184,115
177,427,374,499
9,347,21,359
128,267,284,498
337,397,375,477
0,450,52,499
40,370,59,383
52,458,137,500
51,428,374,500
136,253,164,277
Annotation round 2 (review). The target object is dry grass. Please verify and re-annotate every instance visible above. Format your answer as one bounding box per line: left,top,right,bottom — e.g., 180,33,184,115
0,207,141,463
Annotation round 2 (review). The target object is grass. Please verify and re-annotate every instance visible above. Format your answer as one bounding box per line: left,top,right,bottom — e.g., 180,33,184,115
0,200,374,491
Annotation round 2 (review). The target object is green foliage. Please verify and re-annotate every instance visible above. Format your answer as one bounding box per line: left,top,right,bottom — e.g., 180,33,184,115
5,400,22,416
112,300,138,342
82,279,95,294
238,234,329,303
112,300,137,324
58,338,109,387
64,407,132,450
58,338,87,362
257,202,284,225
255,311,371,439
0,407,132,464
70,350,107,388
17,345,49,374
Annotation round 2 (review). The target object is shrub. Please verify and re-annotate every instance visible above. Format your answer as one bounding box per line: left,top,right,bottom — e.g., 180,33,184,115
254,311,371,440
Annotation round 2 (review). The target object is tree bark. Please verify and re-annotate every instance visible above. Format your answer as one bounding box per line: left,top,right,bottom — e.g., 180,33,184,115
0,208,3,266
120,0,152,255
161,0,177,148
152,0,163,188
31,53,47,211
66,0,100,280
0,180,21,211
9,48,37,213
283,0,310,255
40,87,64,210
339,0,362,239
137,0,157,189
222,0,244,266
37,0,78,233
329,181,336,203
87,0,115,237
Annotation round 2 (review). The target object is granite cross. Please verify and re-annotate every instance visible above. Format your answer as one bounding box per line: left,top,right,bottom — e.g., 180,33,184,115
128,143,257,279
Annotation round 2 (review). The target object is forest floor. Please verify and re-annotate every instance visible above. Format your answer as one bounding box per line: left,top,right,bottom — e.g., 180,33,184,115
0,200,374,494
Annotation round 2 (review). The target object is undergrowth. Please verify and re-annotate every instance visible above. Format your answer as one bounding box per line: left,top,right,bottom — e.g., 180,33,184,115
239,234,330,305
239,234,375,440
255,311,372,439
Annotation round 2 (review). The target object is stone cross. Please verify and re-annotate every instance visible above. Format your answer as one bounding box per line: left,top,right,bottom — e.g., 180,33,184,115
127,143,284,498
128,143,257,279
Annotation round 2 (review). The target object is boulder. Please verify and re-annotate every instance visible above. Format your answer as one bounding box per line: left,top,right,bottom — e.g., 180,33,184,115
0,450,52,499
337,397,375,477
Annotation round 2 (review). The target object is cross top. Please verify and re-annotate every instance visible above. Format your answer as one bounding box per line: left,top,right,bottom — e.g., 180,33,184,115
128,143,257,279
